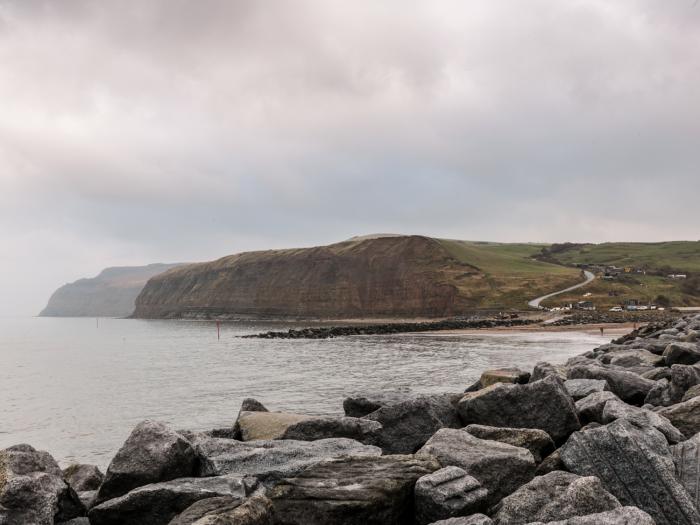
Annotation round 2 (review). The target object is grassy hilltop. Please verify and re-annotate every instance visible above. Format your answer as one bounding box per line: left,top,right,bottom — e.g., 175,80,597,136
538,241,700,309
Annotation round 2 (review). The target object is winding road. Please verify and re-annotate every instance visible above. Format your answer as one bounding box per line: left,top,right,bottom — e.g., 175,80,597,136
528,270,595,309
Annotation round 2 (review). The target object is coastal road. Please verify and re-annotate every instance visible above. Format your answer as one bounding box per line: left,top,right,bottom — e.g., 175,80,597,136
528,270,595,309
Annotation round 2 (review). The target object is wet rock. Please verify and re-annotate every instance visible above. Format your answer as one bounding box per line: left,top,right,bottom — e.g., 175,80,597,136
417,428,535,505
564,379,609,401
491,471,620,525
89,475,257,525
343,388,415,417
528,506,655,524
0,444,84,525
530,362,568,383
269,454,439,525
560,418,700,525
567,365,655,405
463,424,555,463
168,493,273,525
363,394,462,454
664,342,700,365
62,464,104,492
641,367,671,380
601,398,684,443
479,368,530,387
236,411,312,441
457,376,580,443
95,420,196,504
574,391,619,424
279,416,382,444
658,396,700,437
192,435,381,481
415,466,488,525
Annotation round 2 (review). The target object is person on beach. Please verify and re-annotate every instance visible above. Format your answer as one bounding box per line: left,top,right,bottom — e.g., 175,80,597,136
600,327,604,335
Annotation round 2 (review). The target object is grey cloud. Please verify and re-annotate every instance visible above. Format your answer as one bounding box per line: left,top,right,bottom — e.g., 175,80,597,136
1,0,699,315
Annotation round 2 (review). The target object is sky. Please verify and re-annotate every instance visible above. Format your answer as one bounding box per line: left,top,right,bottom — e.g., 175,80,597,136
1,0,699,316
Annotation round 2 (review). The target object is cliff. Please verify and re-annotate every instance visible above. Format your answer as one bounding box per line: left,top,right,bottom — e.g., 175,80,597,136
132,235,580,319
40,263,183,318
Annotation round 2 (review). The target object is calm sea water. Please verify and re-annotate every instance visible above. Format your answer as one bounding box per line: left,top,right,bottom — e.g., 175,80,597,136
0,317,610,469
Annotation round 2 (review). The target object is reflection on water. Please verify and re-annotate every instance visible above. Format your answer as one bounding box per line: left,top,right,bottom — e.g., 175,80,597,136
0,317,610,468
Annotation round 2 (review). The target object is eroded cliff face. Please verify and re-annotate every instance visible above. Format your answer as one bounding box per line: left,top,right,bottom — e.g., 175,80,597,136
40,264,183,318
133,236,482,319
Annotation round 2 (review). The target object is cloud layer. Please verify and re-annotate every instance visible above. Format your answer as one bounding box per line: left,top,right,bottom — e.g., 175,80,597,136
1,0,699,314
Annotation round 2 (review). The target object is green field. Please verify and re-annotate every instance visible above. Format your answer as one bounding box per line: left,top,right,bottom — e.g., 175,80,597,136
539,241,700,308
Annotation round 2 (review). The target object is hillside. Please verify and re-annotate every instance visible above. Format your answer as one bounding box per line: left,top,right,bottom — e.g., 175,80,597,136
40,263,183,318
537,241,700,308
132,236,582,319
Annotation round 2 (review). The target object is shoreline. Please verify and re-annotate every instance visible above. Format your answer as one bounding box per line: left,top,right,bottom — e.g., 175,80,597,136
421,322,638,337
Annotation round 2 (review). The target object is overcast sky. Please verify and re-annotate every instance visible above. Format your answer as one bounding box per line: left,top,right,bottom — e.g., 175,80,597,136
1,0,699,315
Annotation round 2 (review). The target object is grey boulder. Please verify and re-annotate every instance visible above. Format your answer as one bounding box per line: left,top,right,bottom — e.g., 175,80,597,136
560,418,700,525
415,466,488,525
527,506,655,524
462,424,555,463
417,428,535,505
664,342,700,365
168,493,273,525
479,368,530,387
658,395,700,438
574,391,619,424
601,398,684,443
564,379,609,401
530,362,568,382
343,388,415,417
567,365,655,405
269,454,439,525
0,444,84,525
280,416,382,444
192,435,381,481
672,433,700,511
62,463,104,492
492,471,620,525
89,475,257,525
363,394,462,454
95,420,196,504
429,516,493,525
457,376,580,443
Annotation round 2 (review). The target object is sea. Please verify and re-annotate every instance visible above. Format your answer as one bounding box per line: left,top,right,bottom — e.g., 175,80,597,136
0,316,610,469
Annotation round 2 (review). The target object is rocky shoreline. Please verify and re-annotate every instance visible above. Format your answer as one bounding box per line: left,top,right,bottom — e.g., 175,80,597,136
4,314,700,524
242,316,537,339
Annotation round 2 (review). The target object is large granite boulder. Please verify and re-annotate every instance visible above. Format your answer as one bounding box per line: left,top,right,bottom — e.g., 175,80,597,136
168,493,273,525
279,416,382,444
417,428,535,505
605,349,663,368
462,424,555,463
457,376,580,443
601,398,684,443
62,464,104,492
192,435,381,481
567,365,655,405
269,454,440,525
560,418,700,525
664,342,700,366
236,412,312,441
574,391,619,424
658,396,700,438
95,420,197,504
491,471,620,524
672,433,700,512
527,506,655,524
363,394,462,454
479,368,530,387
232,398,269,439
342,388,414,417
0,444,84,525
89,475,257,525
414,466,488,525
564,379,609,401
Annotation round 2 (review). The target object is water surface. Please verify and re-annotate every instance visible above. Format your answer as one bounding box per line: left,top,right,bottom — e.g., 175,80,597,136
0,317,609,468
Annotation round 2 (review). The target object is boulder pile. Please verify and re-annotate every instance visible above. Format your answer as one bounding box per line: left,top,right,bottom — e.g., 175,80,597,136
4,314,700,524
